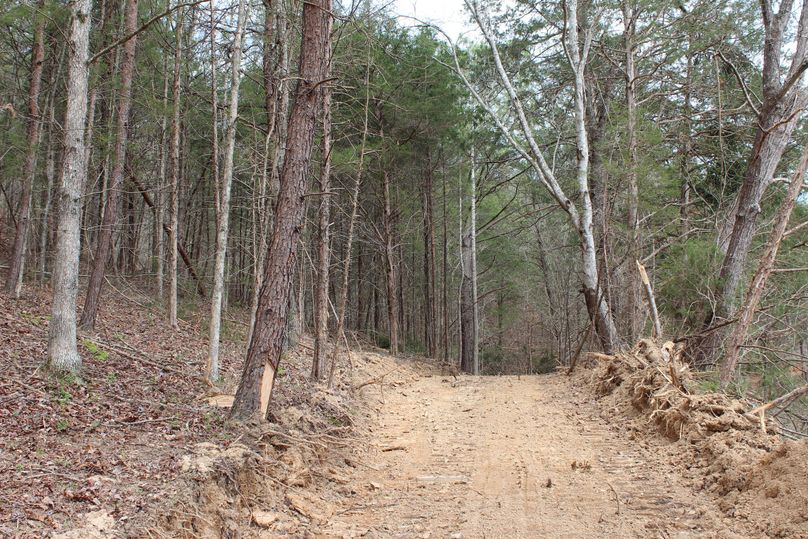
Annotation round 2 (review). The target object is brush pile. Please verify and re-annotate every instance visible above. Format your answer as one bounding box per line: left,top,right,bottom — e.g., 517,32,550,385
581,338,808,538
589,339,770,444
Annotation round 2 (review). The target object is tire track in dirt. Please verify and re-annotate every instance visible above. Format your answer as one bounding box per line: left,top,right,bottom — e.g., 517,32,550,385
323,374,754,538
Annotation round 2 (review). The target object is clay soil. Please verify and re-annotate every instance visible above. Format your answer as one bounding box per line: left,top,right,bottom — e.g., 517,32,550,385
331,373,761,538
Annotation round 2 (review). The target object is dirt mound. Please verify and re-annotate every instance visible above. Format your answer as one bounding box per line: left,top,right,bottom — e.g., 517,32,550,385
579,339,808,537
727,441,808,538
136,346,422,538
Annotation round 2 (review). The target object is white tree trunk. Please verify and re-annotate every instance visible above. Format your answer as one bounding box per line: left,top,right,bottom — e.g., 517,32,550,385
462,0,622,352
48,0,92,373
207,0,248,383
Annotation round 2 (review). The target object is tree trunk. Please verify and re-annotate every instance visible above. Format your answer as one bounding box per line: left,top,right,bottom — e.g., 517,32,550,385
155,58,169,299
704,0,808,362
465,0,622,353
248,0,290,344
207,0,247,383
460,153,479,374
312,30,333,380
80,0,140,330
422,157,437,357
47,0,92,373
441,163,449,364
622,1,640,341
382,168,399,356
716,99,804,313
38,83,58,284
567,0,622,353
168,4,184,330
230,0,330,421
5,1,46,297
720,143,808,387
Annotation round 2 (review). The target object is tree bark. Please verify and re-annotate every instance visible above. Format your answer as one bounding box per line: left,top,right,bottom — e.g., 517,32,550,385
48,0,92,373
312,24,333,380
248,0,290,344
80,0,140,330
460,153,479,374
706,0,808,362
622,1,640,341
207,0,247,383
38,76,58,284
422,156,437,357
441,163,449,364
168,4,184,330
720,143,808,387
155,57,169,298
382,167,399,356
5,0,46,297
230,0,330,421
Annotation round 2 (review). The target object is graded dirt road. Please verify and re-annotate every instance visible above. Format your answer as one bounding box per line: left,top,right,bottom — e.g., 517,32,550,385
323,373,751,539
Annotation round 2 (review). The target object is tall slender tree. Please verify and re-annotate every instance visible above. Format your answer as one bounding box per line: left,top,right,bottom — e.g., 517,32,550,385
80,0,140,330
168,4,184,330
208,0,248,383
230,0,331,420
312,9,334,380
5,0,46,297
47,0,92,373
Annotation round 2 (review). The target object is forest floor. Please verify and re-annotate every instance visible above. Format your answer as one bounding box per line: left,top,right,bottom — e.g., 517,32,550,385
2,279,807,538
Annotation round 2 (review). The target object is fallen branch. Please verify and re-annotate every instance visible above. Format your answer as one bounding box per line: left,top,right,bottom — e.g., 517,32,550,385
636,260,662,338
566,318,594,375
93,338,187,376
352,366,400,391
747,383,808,416
105,416,178,428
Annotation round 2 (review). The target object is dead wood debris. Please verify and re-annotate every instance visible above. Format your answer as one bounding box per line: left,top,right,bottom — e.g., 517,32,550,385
577,337,808,538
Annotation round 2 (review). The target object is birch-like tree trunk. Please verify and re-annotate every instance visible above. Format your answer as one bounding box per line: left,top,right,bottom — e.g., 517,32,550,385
5,0,46,297
230,0,330,420
80,0,140,330
207,0,248,383
720,144,808,386
48,0,92,373
461,0,622,353
460,152,479,374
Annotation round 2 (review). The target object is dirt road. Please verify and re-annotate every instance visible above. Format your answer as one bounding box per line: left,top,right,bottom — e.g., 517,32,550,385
323,373,750,539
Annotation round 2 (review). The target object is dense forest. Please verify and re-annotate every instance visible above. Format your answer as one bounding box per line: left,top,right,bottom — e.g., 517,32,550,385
3,0,808,535
3,0,806,409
